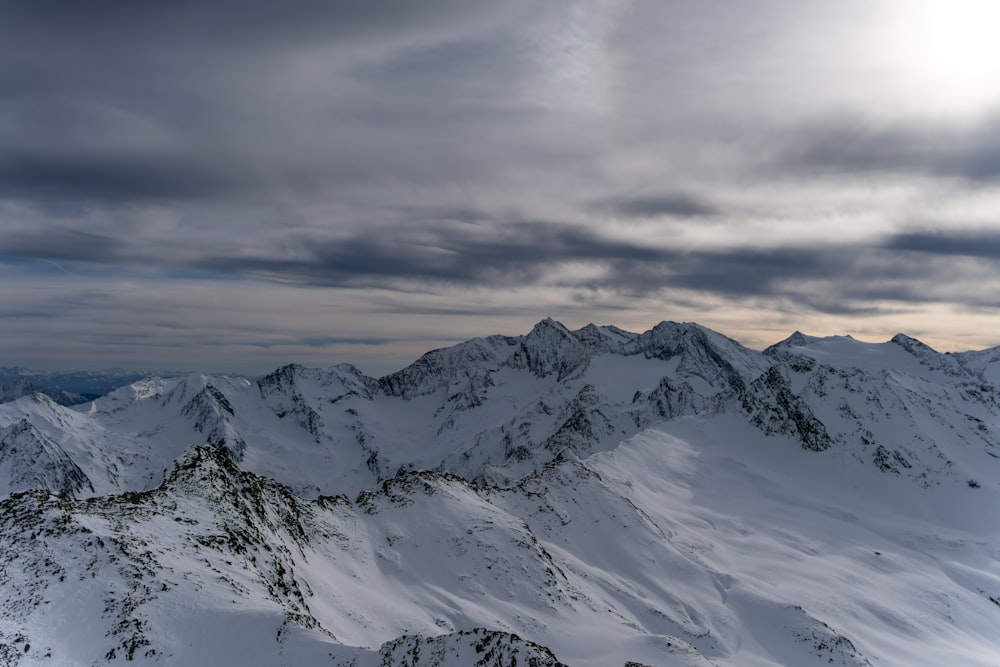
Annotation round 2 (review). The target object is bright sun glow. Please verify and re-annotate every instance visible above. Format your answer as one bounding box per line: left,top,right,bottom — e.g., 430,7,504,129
882,0,1000,113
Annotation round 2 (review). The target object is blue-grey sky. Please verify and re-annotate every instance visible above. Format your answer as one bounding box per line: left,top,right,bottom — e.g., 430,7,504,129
4,0,1000,374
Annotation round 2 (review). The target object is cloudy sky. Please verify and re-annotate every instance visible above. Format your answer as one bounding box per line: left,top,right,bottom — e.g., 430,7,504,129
4,0,1000,374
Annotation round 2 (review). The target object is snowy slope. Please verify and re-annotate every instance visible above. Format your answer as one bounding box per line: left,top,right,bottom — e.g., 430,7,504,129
761,333,1000,485
3,426,996,666
1,320,999,666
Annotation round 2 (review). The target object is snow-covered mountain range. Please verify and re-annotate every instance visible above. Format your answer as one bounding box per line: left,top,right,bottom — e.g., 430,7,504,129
0,368,189,406
1,319,998,666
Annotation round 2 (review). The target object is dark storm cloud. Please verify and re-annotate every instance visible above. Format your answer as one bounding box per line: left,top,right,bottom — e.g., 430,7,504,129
776,114,1000,182
594,193,719,218
232,336,395,349
3,204,975,319
0,0,546,203
0,151,241,201
1,229,126,264
609,246,851,296
0,0,511,51
197,221,669,287
885,231,1000,259
183,218,936,318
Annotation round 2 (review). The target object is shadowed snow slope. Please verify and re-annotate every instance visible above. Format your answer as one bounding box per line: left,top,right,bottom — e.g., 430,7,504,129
1,320,999,666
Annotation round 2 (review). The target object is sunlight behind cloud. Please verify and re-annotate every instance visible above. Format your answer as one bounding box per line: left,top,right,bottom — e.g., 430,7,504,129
880,0,1000,114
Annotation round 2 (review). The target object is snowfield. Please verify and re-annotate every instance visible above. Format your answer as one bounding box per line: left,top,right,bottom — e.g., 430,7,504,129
1,319,998,666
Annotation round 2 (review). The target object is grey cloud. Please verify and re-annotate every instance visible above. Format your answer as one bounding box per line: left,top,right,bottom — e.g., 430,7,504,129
885,231,1000,259
232,336,396,349
0,229,126,264
0,0,522,53
790,299,898,317
595,193,719,218
0,0,555,207
6,209,985,319
298,336,394,347
0,151,243,201
199,221,669,287
774,114,1000,183
188,221,923,318
3,206,996,321
621,246,848,295
354,32,529,103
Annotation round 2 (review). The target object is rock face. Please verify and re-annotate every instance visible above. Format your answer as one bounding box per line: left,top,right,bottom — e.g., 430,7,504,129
1,320,999,666
740,366,834,452
343,629,568,667
0,418,93,498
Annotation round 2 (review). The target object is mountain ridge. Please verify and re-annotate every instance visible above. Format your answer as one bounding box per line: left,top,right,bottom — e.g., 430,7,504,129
1,319,999,666
3,319,999,500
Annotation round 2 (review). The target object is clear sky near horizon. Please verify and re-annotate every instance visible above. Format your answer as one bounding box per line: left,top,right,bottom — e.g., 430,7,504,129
4,0,1000,375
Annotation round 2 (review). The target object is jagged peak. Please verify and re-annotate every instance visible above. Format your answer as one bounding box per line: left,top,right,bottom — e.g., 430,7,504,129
379,336,504,399
328,361,371,380
890,333,939,355
167,372,214,391
522,319,586,353
1,392,55,415
155,373,215,407
635,320,724,356
257,363,306,388
573,323,604,340
528,317,572,337
165,444,238,481
373,629,566,667
571,323,636,351
357,467,481,506
27,391,58,408
1,416,42,439
257,363,376,402
0,417,94,498
515,319,591,381
783,330,811,346
96,375,177,407
181,383,236,423
763,331,819,355
160,445,273,502
650,319,694,332
642,320,748,347
763,332,870,356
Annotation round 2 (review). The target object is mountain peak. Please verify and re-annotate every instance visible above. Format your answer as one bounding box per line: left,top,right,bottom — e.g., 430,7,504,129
0,418,94,498
763,331,816,355
528,317,573,338
571,323,635,352
785,330,811,346
165,444,239,485
890,333,938,355
517,318,589,380
635,320,723,358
